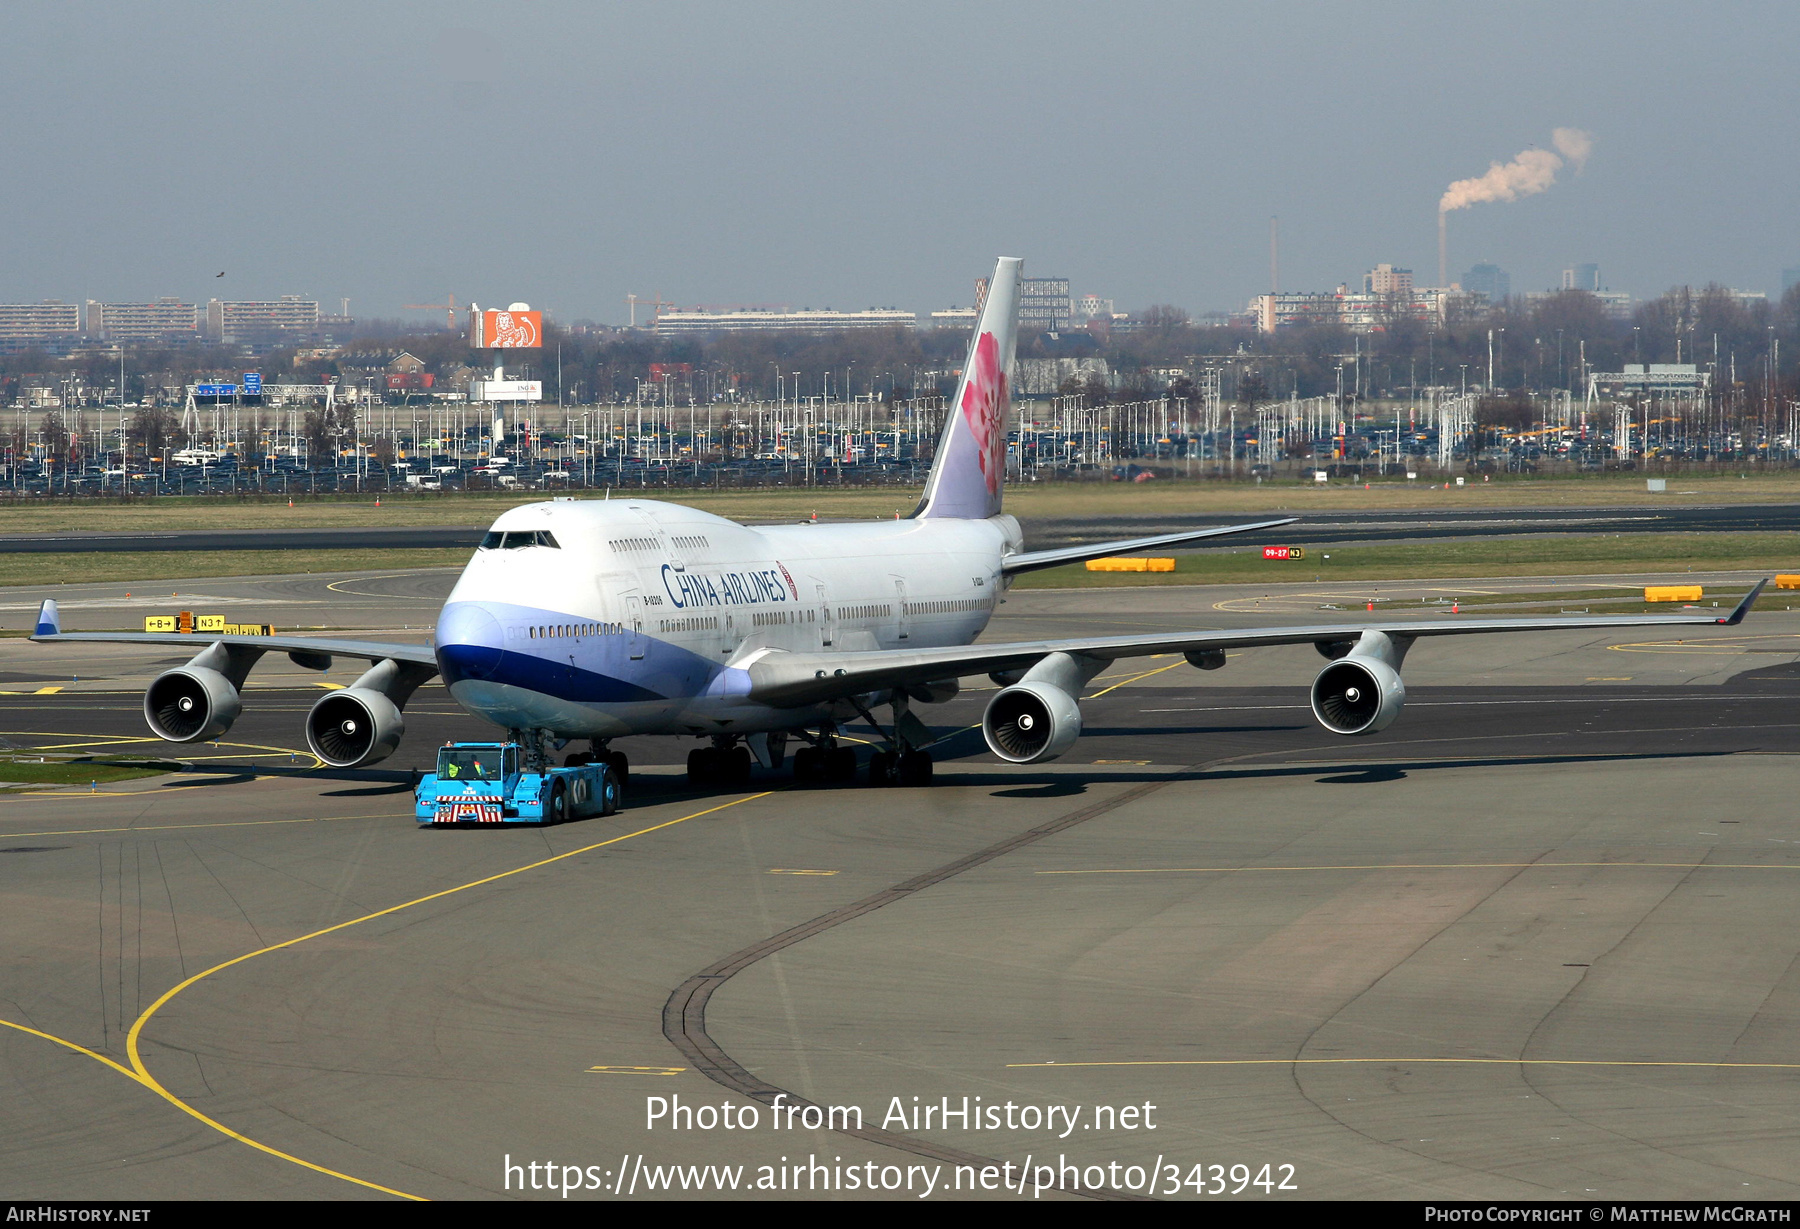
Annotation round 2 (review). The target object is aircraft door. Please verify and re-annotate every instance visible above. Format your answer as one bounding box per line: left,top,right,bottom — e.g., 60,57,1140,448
626,595,645,659
817,583,834,648
893,576,909,640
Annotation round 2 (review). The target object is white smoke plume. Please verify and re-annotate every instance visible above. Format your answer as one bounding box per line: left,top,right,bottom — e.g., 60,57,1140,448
1550,126,1592,170
1439,128,1593,212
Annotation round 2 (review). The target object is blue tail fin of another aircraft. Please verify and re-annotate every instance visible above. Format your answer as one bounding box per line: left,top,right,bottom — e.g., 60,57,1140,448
913,257,1022,519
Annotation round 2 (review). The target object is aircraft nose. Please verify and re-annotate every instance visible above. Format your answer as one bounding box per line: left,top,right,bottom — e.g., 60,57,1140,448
435,602,505,682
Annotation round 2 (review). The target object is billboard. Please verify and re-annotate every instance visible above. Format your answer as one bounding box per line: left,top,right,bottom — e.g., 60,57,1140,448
469,308,543,349
472,378,542,402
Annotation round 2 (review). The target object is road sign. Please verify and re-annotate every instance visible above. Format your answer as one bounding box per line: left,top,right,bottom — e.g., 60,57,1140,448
1262,546,1306,560
193,383,237,397
242,373,262,394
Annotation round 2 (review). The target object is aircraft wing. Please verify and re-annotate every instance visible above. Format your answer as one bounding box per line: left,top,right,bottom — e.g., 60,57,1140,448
1000,518,1297,574
739,581,1766,707
27,600,438,669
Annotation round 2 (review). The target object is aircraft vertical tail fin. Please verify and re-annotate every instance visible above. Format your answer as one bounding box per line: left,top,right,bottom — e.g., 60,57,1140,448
913,256,1022,519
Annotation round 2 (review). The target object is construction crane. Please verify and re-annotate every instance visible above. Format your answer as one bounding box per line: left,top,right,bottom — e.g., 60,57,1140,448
626,294,674,328
403,294,461,330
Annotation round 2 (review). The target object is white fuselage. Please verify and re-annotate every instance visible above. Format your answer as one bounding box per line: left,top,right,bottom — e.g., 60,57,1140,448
433,499,1020,738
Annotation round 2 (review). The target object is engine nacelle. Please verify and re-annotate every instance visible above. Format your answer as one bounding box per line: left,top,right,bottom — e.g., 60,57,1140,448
306,687,405,767
1310,656,1405,735
982,680,1084,763
144,667,242,743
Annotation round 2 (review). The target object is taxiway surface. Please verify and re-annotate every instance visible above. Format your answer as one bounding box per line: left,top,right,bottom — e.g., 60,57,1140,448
2,569,1799,1200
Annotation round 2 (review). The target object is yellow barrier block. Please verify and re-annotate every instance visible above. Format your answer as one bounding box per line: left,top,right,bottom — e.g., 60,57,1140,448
1085,557,1176,573
144,616,176,633
1645,585,1703,602
1776,575,1800,590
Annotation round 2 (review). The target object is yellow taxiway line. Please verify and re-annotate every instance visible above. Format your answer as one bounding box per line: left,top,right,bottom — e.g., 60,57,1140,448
2,790,773,1201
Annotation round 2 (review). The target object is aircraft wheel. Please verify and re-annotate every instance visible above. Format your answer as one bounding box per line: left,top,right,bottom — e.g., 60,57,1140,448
792,746,822,783
547,779,569,824
725,746,753,787
563,751,594,768
896,750,933,787
826,747,858,783
606,751,629,786
866,750,895,786
687,747,717,787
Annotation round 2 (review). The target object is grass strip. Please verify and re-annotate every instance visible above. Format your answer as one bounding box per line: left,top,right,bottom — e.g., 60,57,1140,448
1010,532,1800,589
0,758,168,787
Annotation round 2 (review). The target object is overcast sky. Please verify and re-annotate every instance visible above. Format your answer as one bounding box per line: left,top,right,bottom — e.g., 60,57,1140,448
2,1,1795,323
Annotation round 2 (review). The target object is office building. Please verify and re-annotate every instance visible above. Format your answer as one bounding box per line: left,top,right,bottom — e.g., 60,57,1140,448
1071,294,1115,326
1463,263,1511,302
1019,278,1071,332
1364,264,1413,296
1562,263,1601,292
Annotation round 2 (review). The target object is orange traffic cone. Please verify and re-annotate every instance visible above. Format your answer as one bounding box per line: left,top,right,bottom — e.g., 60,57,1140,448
1452,600,1459,613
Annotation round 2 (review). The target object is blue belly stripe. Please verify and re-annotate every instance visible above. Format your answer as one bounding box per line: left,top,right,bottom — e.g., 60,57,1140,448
437,642,667,703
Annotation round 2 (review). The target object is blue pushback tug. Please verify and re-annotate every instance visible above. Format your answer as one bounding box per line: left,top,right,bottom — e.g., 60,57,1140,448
415,742,620,826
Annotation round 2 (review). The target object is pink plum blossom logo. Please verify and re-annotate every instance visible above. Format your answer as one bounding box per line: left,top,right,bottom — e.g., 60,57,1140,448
960,330,1008,495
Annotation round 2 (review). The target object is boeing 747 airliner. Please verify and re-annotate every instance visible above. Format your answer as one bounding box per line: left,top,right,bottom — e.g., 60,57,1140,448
33,258,1764,797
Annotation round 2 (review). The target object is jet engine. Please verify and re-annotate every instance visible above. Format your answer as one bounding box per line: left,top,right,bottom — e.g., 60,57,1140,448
144,667,242,743
306,688,405,767
1309,630,1411,736
980,651,1102,764
142,640,265,743
303,657,434,768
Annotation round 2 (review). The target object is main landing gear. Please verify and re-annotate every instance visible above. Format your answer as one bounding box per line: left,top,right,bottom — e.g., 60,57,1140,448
792,739,857,785
685,712,937,791
564,741,629,786
688,739,753,789
865,746,933,787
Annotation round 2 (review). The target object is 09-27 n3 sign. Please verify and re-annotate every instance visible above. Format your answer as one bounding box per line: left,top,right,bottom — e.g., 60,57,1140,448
1262,546,1306,560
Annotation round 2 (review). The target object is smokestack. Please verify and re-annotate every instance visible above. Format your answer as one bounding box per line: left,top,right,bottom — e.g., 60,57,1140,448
1438,209,1447,287
1270,216,1278,294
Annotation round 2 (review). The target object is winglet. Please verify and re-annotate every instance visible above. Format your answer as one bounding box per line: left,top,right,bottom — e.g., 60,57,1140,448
33,599,59,637
1720,579,1768,626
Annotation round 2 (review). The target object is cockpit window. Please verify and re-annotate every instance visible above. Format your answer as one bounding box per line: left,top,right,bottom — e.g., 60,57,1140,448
480,530,561,550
